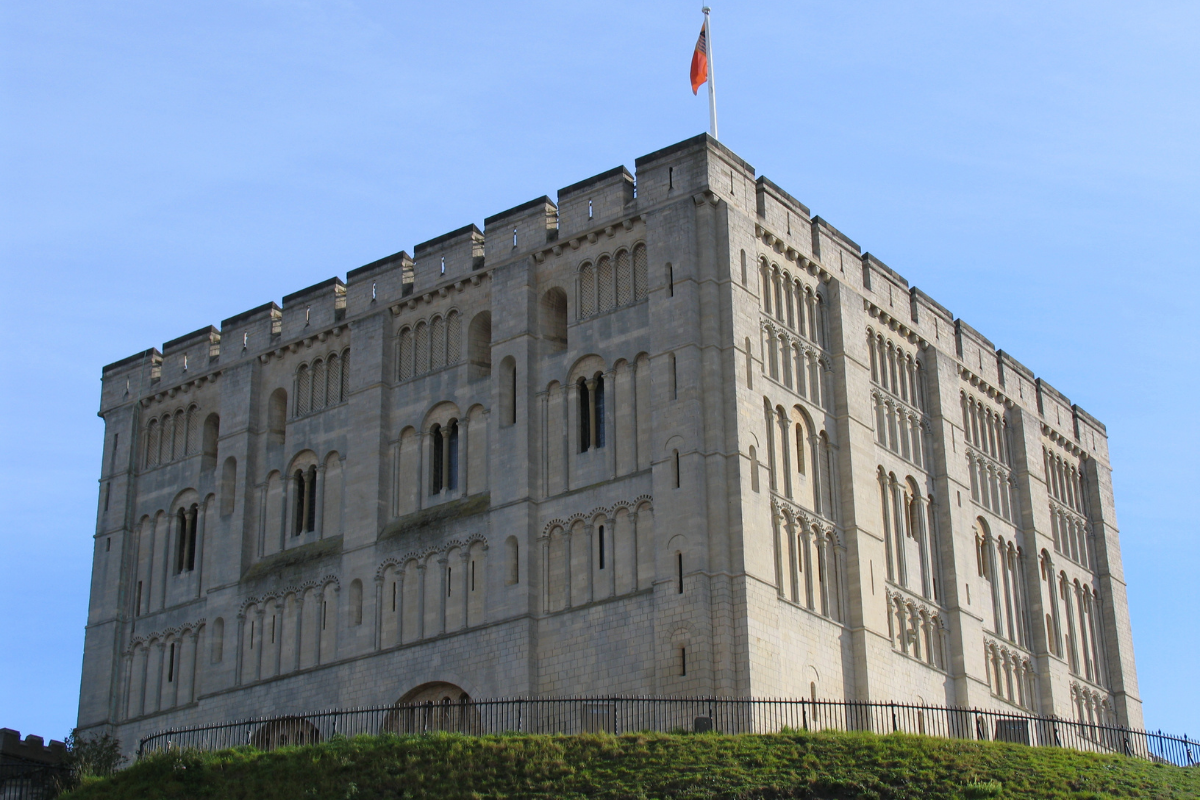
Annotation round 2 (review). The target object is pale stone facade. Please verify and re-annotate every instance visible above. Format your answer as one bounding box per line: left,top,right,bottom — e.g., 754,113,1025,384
78,134,1142,751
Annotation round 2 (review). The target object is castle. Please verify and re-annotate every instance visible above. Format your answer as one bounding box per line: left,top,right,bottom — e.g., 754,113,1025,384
78,134,1142,750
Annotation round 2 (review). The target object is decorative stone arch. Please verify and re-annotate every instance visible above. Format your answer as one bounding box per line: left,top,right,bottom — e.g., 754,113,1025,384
567,353,608,385
384,679,477,734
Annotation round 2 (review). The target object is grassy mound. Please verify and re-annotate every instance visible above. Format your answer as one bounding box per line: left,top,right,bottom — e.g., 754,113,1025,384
64,729,1199,799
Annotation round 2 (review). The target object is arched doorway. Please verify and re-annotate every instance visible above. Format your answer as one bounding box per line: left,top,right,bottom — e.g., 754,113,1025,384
250,716,321,750
383,682,474,734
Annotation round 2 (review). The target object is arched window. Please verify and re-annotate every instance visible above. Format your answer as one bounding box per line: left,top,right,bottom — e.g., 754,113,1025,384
175,504,198,574
296,365,311,415
293,467,316,534
794,422,806,475
447,420,460,491
632,243,648,300
398,327,413,379
615,249,632,305
468,312,492,380
327,353,341,401
340,348,350,400
578,262,596,317
211,617,224,664
415,321,430,375
431,420,460,494
430,315,446,370
312,358,326,409
268,389,287,446
446,311,461,365
540,288,568,351
145,419,159,468
431,425,444,494
202,413,220,471
185,405,199,455
577,374,606,452
749,446,760,492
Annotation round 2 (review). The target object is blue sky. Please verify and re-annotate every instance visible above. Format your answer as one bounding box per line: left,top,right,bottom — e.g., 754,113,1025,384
1,1,1196,740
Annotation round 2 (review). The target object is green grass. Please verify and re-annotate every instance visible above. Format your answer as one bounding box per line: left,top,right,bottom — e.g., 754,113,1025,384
63,729,1200,800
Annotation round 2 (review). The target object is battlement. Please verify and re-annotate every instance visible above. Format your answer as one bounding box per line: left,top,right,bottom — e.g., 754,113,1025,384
97,133,1111,449
413,223,484,291
483,196,557,264
0,728,67,766
558,166,635,235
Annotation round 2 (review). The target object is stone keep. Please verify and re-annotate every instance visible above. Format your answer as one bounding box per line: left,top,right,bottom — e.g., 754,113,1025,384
79,134,1142,748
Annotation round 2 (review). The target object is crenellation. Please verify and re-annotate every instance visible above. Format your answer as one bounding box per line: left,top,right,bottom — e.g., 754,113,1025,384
280,277,346,341
557,166,634,235
80,134,1141,755
346,250,413,313
412,223,484,292
755,176,814,262
483,195,558,265
1035,377,1075,433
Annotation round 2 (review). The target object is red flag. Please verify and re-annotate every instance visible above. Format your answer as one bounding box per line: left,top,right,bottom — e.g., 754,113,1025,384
690,23,708,94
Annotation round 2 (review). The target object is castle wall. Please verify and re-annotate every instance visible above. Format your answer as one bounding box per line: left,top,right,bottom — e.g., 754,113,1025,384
79,134,1142,755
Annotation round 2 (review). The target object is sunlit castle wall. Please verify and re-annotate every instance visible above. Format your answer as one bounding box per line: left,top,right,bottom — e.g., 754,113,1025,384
79,134,1141,753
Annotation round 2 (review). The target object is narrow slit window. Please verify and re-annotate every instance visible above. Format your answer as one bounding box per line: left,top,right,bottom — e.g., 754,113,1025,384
674,450,681,488
598,525,605,570
167,643,175,682
677,552,684,594
681,646,687,676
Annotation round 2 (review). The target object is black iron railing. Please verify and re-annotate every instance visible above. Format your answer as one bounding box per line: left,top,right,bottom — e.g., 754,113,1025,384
137,696,1197,767
0,762,73,800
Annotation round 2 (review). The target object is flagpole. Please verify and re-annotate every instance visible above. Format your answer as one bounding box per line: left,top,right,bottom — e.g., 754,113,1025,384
703,6,718,139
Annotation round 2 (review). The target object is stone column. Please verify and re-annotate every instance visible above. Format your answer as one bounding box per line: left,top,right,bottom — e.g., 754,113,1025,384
194,501,207,598
564,527,574,609
183,628,199,704
417,430,426,511
396,567,406,645
314,463,327,538
770,506,783,597
437,555,448,635
459,550,470,628
234,613,245,687
585,379,597,452
279,474,290,550
458,417,470,497
373,575,384,651
416,563,427,640
441,431,451,495
606,368,617,479
254,607,264,682
293,592,305,672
